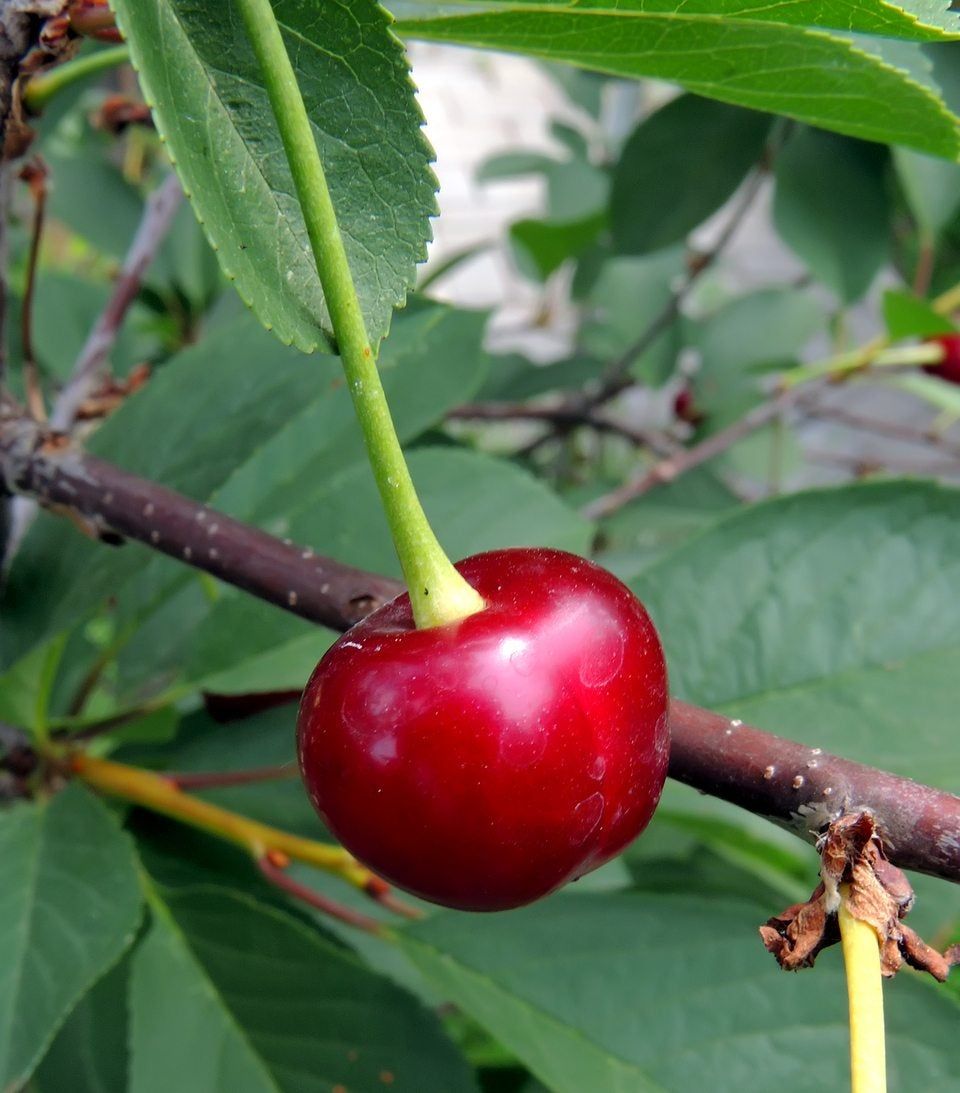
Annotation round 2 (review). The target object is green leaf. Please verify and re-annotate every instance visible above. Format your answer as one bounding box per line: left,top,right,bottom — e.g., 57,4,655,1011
287,446,594,576
611,95,771,255
580,248,686,384
130,887,477,1092
34,953,131,1093
597,469,740,580
32,271,155,379
773,127,891,302
690,288,824,429
401,892,960,1093
894,146,960,240
0,785,141,1090
476,150,558,182
111,0,437,352
632,481,960,787
396,6,960,158
45,147,144,261
510,212,606,281
624,810,813,905
212,303,489,523
882,288,956,339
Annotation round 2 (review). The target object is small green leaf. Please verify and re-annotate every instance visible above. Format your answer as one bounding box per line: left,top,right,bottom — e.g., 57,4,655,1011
0,785,141,1090
130,887,477,1092
510,212,606,280
401,892,960,1093
882,288,956,339
611,94,771,255
111,0,437,352
773,127,891,302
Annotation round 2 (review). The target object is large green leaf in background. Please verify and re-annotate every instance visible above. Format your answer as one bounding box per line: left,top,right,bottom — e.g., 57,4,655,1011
395,2,960,158
773,128,891,302
401,893,960,1093
0,785,141,1091
110,0,437,352
130,887,476,1093
611,95,772,256
633,480,960,788
34,955,131,1093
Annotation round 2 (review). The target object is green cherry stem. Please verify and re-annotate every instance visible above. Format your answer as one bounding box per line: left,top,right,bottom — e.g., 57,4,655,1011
234,0,483,629
22,45,130,113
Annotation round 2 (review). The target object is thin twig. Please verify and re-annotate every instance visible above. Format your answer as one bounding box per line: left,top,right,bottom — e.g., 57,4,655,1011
914,235,935,299
49,171,182,431
582,386,808,520
170,764,298,791
19,157,47,422
0,164,12,386
5,173,183,560
449,401,680,456
804,447,960,478
257,854,387,934
808,402,960,460
583,164,770,411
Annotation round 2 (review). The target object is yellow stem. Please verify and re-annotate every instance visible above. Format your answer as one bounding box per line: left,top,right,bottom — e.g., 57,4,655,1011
838,884,887,1093
71,753,375,891
780,278,960,391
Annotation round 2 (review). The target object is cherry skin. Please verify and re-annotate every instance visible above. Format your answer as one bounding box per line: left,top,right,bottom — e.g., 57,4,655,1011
924,334,960,385
297,547,669,911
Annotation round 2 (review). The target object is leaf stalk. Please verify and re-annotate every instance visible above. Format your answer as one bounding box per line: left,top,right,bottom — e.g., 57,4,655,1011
234,0,483,629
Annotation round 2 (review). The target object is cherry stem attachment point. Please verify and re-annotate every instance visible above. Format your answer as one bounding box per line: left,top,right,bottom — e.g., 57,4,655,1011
233,0,483,630
838,883,887,1093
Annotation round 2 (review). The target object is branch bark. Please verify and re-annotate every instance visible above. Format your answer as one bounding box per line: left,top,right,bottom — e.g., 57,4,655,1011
0,412,403,630
3,409,960,884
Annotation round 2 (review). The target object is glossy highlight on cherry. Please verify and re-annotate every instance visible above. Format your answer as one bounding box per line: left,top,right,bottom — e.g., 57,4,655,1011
297,547,670,911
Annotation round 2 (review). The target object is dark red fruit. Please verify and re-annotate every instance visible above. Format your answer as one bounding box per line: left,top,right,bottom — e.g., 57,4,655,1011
674,386,705,425
924,334,960,385
297,547,669,911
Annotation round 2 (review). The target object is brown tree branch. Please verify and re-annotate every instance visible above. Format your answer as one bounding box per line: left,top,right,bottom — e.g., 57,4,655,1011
669,701,960,883
0,412,404,630
3,409,960,884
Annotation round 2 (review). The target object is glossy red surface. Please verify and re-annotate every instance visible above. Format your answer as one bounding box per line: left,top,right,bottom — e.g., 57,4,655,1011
297,548,669,911
926,334,960,385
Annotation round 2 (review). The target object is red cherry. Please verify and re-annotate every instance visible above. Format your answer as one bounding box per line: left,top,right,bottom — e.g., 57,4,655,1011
924,334,960,385
297,547,669,911
673,386,705,425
